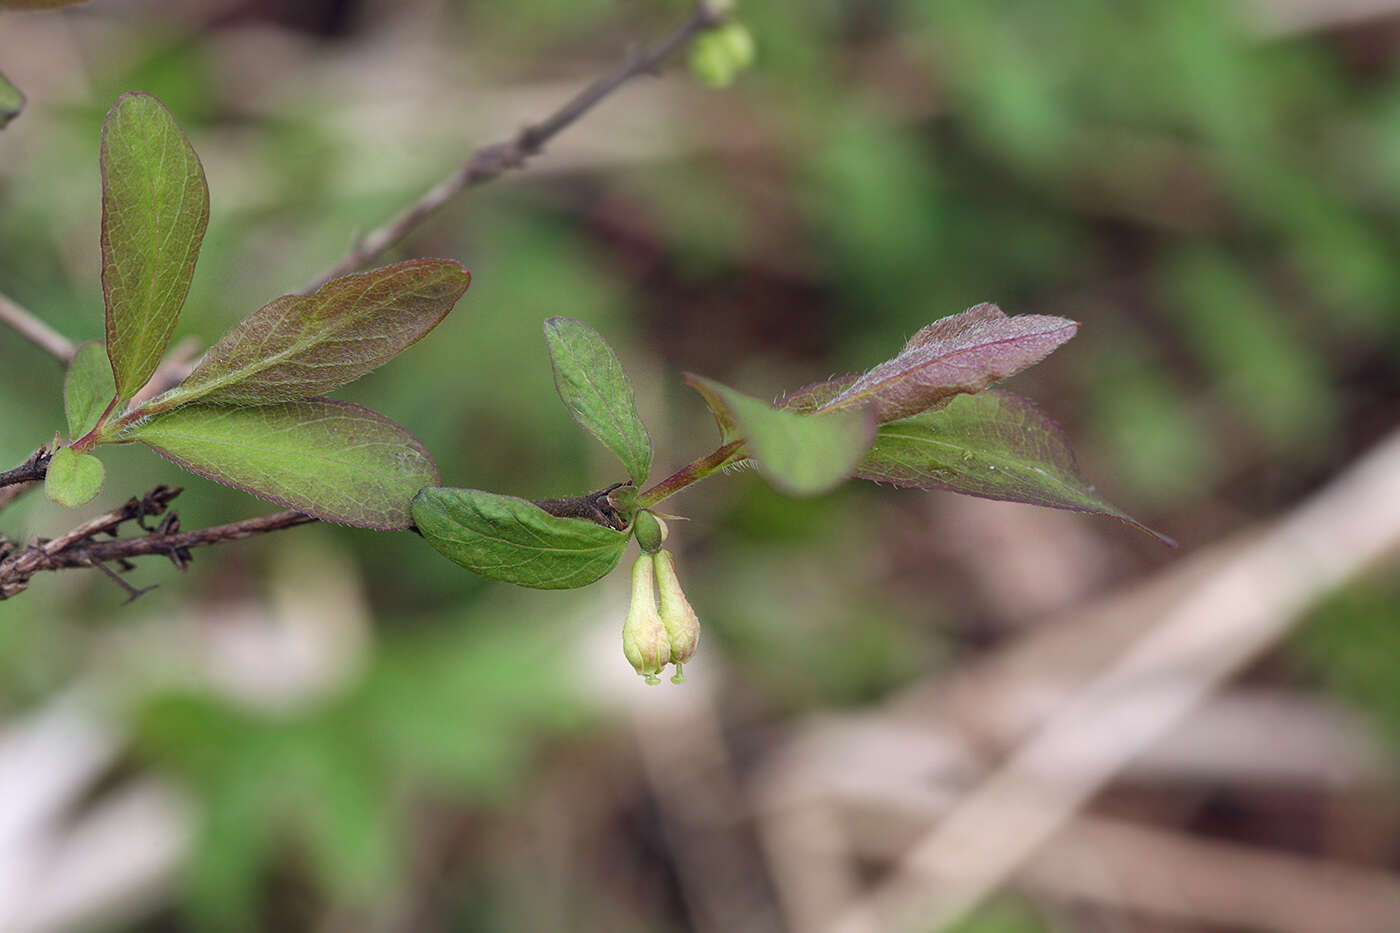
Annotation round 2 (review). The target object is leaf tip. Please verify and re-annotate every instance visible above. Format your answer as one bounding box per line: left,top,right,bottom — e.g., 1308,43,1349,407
1132,520,1177,548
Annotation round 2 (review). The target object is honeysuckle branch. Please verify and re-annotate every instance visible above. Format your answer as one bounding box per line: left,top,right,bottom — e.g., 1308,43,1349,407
0,289,75,363
298,0,727,294
0,485,316,600
0,0,725,372
0,2,732,595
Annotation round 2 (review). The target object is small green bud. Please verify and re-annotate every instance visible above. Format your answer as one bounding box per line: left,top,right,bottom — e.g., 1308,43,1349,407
716,23,755,72
689,22,756,88
689,34,731,88
622,554,670,685
654,550,701,673
634,509,665,554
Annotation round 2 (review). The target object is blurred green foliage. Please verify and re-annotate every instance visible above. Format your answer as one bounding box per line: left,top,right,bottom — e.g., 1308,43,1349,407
1295,576,1400,758
135,604,589,927
948,899,1047,933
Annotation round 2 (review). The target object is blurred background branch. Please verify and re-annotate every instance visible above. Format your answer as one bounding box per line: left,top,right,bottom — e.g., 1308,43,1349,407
299,0,727,293
0,291,72,364
825,426,1400,932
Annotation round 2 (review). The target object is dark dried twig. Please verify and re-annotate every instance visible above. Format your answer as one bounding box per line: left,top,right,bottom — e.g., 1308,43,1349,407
0,486,315,600
0,447,51,490
63,509,315,565
299,1,725,294
534,482,630,530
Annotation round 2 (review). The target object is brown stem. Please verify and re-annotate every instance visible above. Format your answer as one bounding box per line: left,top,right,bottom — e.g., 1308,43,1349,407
533,482,630,530
68,510,316,563
298,1,725,294
0,486,317,600
0,448,51,490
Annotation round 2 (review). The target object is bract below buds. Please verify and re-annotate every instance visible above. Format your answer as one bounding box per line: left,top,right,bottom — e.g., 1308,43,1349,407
654,549,701,682
622,554,670,685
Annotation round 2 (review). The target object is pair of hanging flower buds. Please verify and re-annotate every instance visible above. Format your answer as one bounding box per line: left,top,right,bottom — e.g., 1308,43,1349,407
623,510,700,684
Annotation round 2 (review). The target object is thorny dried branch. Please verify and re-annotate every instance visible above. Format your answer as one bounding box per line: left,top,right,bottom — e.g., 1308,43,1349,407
0,485,316,600
0,3,723,597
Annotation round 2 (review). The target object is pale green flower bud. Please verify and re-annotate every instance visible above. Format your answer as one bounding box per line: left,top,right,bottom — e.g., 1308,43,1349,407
622,554,670,685
653,549,701,682
633,509,666,554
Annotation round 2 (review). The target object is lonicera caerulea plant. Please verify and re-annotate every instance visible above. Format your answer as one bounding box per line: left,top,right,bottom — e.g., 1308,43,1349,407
3,90,1168,681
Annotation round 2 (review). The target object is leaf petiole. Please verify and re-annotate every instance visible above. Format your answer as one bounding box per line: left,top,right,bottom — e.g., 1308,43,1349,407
636,440,746,509
69,394,120,453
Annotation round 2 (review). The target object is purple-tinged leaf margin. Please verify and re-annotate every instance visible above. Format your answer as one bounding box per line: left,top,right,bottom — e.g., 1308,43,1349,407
858,389,1173,544
816,303,1079,424
162,259,471,407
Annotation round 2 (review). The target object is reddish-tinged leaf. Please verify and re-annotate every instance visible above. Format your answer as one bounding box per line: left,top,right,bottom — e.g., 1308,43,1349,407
685,374,744,446
123,398,440,529
858,389,1173,544
819,304,1079,423
100,92,209,401
162,260,470,407
776,374,859,413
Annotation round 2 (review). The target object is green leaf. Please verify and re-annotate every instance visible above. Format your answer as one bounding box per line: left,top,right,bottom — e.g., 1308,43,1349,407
684,374,876,497
412,487,628,589
858,390,1172,544
64,340,117,440
0,71,23,129
123,399,439,529
44,447,104,507
542,317,652,485
162,260,471,408
100,91,210,401
818,304,1079,424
